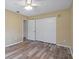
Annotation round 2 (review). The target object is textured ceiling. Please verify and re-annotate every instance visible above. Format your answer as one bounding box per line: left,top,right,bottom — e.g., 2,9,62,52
5,0,72,16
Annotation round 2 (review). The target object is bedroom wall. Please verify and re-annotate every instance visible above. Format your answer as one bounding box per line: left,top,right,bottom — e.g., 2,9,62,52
5,7,73,49
56,8,73,49
5,10,24,47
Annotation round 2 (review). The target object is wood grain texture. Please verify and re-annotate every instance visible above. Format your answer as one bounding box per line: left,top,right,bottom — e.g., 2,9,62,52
5,40,72,59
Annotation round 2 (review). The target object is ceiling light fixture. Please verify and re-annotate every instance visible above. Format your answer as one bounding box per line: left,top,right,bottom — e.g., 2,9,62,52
24,0,33,10
24,5,33,10
24,0,39,10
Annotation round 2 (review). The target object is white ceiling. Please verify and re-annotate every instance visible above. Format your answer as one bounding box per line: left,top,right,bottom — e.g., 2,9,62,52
5,0,72,16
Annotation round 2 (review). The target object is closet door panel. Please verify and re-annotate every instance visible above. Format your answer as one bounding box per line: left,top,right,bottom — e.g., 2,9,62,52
28,20,35,40
36,17,56,44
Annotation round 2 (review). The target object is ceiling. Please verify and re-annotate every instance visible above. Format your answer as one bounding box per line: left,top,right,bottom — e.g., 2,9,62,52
5,0,72,16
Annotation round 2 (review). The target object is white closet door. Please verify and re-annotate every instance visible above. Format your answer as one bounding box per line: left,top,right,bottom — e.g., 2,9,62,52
28,20,35,40
36,17,56,44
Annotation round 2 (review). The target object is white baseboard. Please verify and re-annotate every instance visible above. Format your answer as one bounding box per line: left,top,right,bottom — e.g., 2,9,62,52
56,44,70,48
5,41,23,48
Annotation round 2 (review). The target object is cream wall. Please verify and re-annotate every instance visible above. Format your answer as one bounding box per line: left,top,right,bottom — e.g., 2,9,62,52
56,9,72,48
5,10,24,47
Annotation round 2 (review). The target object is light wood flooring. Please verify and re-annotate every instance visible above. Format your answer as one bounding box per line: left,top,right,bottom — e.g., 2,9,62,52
5,40,72,59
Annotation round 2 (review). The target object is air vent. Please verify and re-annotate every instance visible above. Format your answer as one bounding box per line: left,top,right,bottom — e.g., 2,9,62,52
16,11,20,13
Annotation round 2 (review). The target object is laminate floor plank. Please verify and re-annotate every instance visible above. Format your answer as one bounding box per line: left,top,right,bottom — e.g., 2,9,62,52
5,40,72,59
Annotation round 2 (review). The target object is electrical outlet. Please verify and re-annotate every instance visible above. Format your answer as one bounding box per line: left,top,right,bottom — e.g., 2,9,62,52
60,40,66,45
63,40,66,43
61,40,66,45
